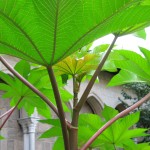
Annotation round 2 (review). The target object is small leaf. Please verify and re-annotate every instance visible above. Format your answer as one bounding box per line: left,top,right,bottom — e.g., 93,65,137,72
108,70,145,86
134,29,146,40
39,119,61,127
102,105,118,121
0,135,4,140
140,47,150,63
53,137,64,150
39,127,62,139
61,74,68,84
14,60,30,78
0,72,15,86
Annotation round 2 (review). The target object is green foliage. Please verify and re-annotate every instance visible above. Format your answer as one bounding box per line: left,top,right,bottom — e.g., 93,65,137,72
1,1,150,66
134,29,147,40
39,105,149,150
54,43,101,83
1,1,150,149
0,60,72,117
123,139,150,150
119,82,150,142
39,118,64,149
39,120,62,139
0,135,4,140
78,106,149,149
93,45,126,72
108,48,150,86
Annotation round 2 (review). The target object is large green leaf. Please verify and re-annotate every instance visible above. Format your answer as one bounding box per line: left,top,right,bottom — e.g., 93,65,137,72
123,139,150,150
39,127,62,138
107,70,146,86
1,0,150,66
108,49,150,86
78,106,149,149
0,60,71,117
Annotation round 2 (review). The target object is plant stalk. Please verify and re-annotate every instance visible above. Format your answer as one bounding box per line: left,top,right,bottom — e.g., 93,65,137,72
80,92,150,150
69,109,79,150
0,107,14,119
73,76,79,107
47,66,70,150
69,76,80,150
0,56,59,116
0,97,23,130
69,75,80,150
76,35,119,112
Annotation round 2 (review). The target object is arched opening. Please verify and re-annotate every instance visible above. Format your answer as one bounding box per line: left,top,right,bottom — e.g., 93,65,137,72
80,96,103,116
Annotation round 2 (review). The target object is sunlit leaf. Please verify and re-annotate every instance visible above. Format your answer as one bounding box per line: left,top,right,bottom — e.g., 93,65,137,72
78,106,149,149
39,127,62,138
134,29,147,40
0,135,4,140
1,1,150,66
108,49,150,86
53,137,64,150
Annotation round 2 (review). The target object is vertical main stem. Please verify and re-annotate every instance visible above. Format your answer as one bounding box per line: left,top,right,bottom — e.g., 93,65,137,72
69,35,118,150
47,66,70,150
73,76,79,107
69,76,80,150
69,109,79,150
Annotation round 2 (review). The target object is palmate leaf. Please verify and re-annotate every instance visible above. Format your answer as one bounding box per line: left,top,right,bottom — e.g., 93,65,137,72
39,118,64,150
78,114,103,147
108,49,150,86
0,60,71,117
1,0,150,66
0,61,51,117
91,46,126,72
54,54,98,76
115,50,150,75
78,106,149,149
107,70,147,86
123,139,150,150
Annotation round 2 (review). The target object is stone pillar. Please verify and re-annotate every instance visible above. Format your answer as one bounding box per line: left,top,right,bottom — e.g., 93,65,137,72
18,109,38,150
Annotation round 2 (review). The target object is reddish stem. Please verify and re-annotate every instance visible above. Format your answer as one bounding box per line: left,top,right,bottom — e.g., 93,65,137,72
47,66,70,150
0,107,14,119
0,56,58,116
0,97,23,130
